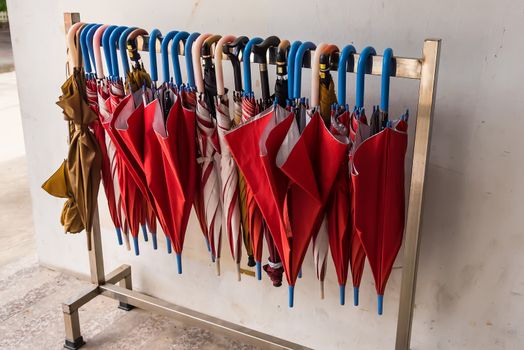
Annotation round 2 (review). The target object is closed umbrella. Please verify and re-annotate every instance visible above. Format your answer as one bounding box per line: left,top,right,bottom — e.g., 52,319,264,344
182,32,211,252
193,33,224,273
42,22,102,250
273,40,290,107
352,48,408,315
242,37,284,285
223,36,255,267
215,35,244,280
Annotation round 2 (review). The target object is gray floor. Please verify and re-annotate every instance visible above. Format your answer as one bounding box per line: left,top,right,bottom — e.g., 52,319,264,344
0,70,257,349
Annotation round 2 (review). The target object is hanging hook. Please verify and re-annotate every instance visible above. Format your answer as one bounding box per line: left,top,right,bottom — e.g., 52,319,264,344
109,26,128,79
337,45,357,106
160,30,178,84
185,32,202,89
148,29,163,83
287,41,302,99
355,46,376,109
117,27,137,77
380,48,394,113
80,23,96,74
171,31,189,86
86,24,102,76
223,36,248,92
293,41,316,99
101,25,117,77
191,33,213,93
215,35,236,96
93,25,109,79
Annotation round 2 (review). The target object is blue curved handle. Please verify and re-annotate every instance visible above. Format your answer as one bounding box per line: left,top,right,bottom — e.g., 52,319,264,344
101,25,117,77
243,37,263,94
184,32,201,89
161,30,178,83
86,24,102,75
80,24,96,74
118,27,137,77
355,46,376,109
293,41,316,99
380,48,393,113
102,26,117,76
109,26,128,78
337,45,356,106
149,29,162,82
172,31,189,86
287,41,302,99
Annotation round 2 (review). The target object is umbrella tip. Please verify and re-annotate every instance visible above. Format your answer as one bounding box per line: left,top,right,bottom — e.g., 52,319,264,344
288,285,295,308
378,295,384,315
133,236,140,256
115,227,123,246
141,225,148,242
216,258,221,276
166,236,172,254
176,253,182,274
339,285,346,306
353,287,359,306
152,233,158,250
256,261,262,281
206,239,211,252
320,280,325,299
298,269,303,279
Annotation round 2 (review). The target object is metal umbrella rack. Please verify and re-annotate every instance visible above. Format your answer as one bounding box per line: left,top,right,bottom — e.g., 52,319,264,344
59,12,440,350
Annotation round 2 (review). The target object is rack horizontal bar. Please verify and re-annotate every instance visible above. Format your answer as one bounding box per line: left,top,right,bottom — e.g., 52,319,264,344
100,279,310,350
131,36,422,79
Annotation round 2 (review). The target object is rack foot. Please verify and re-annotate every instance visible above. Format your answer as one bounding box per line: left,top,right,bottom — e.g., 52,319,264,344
118,302,135,311
64,337,85,350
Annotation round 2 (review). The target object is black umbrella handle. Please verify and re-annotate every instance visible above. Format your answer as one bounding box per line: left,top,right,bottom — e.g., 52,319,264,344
223,36,248,92
253,36,280,101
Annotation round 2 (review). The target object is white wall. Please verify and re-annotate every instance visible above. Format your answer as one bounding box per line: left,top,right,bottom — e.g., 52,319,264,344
7,0,524,349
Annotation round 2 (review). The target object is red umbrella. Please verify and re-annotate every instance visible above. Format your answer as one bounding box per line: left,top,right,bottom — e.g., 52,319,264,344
92,24,130,249
215,35,244,280
351,48,408,315
192,33,224,273
242,37,283,285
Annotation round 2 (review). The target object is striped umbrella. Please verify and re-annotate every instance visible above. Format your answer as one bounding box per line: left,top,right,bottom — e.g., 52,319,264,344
215,35,243,280
192,33,223,273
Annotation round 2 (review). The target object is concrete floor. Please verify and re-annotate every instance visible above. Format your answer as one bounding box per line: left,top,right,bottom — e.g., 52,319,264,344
0,70,258,349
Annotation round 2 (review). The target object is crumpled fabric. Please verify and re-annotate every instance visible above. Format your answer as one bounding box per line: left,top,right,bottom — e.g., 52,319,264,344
42,68,102,250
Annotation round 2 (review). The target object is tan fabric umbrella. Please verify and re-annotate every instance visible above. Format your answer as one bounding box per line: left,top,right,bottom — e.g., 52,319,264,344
42,23,102,250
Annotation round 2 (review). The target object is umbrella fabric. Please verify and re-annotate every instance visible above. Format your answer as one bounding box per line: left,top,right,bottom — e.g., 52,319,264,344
242,94,283,285
216,94,243,279
351,116,408,315
42,67,102,250
277,112,348,306
196,94,223,272
152,87,198,272
226,105,293,289
232,91,255,267
184,89,210,250
97,80,130,249
311,69,338,299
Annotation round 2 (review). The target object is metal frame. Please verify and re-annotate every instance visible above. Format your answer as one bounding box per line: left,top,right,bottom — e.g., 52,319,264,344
61,12,440,350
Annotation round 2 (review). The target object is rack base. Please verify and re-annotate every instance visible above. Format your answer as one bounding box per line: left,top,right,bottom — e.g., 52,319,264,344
62,264,308,350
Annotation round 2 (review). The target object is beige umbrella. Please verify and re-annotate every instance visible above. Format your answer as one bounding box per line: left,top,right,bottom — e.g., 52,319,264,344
42,22,102,250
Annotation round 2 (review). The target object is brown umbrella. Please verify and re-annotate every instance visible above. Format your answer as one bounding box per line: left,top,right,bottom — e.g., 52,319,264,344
42,22,102,250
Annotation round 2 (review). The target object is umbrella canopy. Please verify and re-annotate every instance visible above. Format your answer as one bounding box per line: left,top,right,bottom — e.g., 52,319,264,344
215,35,244,280
193,33,223,273
42,22,102,250
351,48,408,315
242,37,284,285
